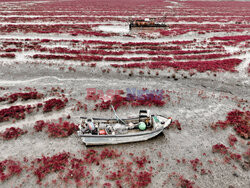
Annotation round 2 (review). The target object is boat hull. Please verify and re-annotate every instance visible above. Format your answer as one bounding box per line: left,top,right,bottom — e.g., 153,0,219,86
78,128,164,146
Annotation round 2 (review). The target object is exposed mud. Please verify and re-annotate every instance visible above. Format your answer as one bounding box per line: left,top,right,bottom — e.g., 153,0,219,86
0,0,249,187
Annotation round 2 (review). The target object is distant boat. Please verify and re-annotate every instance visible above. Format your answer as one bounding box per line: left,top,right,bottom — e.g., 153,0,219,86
77,109,172,146
129,18,167,29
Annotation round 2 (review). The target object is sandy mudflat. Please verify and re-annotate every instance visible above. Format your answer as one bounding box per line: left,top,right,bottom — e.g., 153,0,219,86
0,0,249,187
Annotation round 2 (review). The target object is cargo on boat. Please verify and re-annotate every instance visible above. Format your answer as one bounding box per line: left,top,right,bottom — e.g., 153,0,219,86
77,109,172,146
129,18,167,29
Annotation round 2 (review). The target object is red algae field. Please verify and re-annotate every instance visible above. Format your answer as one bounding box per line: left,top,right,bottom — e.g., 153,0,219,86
0,0,249,187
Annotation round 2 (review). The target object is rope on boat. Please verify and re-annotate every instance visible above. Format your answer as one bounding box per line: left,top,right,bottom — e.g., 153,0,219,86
111,105,126,124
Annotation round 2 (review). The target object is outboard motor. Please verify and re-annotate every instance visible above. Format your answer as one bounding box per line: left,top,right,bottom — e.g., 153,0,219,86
80,118,97,134
85,118,95,131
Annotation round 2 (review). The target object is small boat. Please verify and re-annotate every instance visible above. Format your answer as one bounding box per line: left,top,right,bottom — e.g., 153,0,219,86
129,18,167,29
77,109,172,146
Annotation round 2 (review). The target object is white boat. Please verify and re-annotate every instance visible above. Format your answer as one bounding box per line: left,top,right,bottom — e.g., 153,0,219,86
77,109,172,146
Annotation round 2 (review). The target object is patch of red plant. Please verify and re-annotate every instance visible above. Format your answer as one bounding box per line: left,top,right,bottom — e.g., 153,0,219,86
168,120,182,130
33,119,78,138
43,98,68,112
212,144,228,154
211,109,249,139
100,148,122,160
133,171,152,187
32,152,70,183
0,159,22,181
212,143,242,163
133,155,149,168
228,134,238,147
190,158,203,171
0,105,26,122
47,121,78,137
177,176,195,188
111,58,242,73
33,120,47,132
6,92,43,103
0,127,27,140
